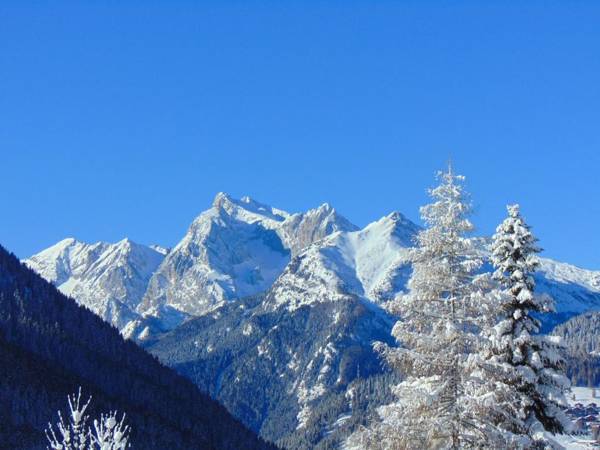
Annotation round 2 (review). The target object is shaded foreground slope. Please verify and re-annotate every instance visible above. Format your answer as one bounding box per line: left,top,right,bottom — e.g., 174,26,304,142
0,245,277,450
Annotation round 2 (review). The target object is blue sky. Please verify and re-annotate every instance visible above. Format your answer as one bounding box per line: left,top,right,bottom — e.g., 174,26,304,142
1,2,599,269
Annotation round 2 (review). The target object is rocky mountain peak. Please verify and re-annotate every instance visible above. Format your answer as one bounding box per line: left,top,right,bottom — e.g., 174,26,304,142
212,191,233,209
25,238,165,329
364,211,420,247
278,203,358,256
316,202,333,212
211,192,289,225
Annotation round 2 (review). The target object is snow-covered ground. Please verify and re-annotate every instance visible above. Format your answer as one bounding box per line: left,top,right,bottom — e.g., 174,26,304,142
570,387,600,405
557,431,599,448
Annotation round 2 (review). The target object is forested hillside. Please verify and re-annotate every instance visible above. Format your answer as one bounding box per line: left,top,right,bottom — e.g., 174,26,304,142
553,311,600,387
0,245,277,450
147,293,397,449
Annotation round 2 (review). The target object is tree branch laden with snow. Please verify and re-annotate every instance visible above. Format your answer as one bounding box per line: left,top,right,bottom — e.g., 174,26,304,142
46,389,131,450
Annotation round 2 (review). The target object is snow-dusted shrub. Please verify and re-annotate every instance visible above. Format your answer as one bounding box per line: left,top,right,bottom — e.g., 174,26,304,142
46,388,130,450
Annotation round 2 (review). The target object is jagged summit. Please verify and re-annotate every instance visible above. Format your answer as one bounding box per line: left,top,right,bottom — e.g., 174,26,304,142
137,194,359,318
56,236,79,246
267,211,419,311
386,210,414,224
138,194,290,318
279,202,359,255
25,237,95,286
212,191,230,207
368,211,420,247
211,191,289,225
25,238,165,329
24,194,361,335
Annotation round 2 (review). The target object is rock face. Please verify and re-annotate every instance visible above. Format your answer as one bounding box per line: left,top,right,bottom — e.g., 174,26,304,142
24,193,359,333
137,193,292,317
24,237,164,329
138,193,359,318
278,203,359,256
266,211,419,311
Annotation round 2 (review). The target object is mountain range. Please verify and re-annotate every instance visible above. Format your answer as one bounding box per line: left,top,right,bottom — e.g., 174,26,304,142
25,193,360,339
23,193,600,448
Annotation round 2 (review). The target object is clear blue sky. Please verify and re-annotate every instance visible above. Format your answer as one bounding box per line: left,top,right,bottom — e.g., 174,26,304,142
1,2,599,269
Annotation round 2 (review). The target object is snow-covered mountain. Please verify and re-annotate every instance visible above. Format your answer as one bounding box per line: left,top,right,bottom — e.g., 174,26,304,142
24,194,600,336
24,237,165,329
146,208,422,447
137,193,291,317
266,212,419,311
138,193,358,317
25,193,359,333
535,258,600,330
21,194,600,448
278,202,359,256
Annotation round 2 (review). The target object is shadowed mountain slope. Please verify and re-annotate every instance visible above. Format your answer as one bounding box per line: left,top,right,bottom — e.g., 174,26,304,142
0,244,277,450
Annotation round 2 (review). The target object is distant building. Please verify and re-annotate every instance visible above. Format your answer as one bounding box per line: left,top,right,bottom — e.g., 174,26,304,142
565,395,600,437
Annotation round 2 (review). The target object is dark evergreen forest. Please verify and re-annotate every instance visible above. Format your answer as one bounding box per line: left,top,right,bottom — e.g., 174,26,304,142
553,311,600,387
0,245,277,450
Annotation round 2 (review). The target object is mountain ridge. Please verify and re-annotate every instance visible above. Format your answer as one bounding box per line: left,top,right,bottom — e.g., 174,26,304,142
24,193,600,337
24,237,165,329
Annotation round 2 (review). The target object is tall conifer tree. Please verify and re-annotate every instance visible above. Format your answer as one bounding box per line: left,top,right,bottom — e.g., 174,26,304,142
348,166,486,449
471,205,570,448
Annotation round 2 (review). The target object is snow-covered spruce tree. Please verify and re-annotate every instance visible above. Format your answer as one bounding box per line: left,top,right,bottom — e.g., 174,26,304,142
470,204,570,448
46,388,131,450
348,166,486,449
